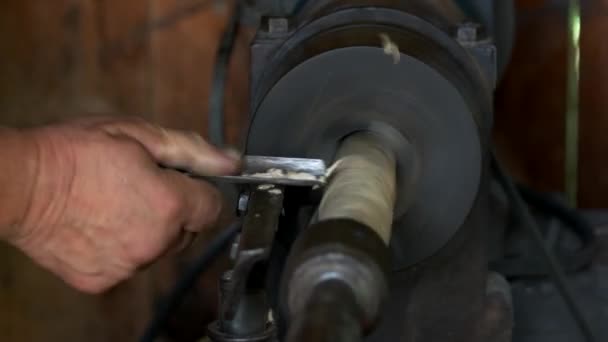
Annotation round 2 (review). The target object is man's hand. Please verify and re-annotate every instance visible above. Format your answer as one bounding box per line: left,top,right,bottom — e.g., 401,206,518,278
1,117,239,294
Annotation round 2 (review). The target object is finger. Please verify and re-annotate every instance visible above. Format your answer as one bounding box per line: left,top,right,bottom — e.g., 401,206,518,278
100,118,241,176
177,231,198,251
166,231,198,255
68,115,119,127
163,169,223,234
45,252,123,294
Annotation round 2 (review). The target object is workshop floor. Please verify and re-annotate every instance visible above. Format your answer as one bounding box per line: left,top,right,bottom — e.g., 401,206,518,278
512,211,608,342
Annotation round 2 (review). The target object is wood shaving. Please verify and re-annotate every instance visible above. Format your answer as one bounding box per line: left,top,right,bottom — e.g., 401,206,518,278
257,184,275,190
268,188,283,195
379,33,400,64
325,159,343,179
245,168,321,182
318,135,396,244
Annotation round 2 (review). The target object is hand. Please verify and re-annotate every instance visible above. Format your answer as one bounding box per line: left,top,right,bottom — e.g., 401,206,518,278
8,117,240,293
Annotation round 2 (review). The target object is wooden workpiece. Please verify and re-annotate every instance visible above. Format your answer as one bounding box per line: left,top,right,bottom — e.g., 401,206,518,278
318,132,397,244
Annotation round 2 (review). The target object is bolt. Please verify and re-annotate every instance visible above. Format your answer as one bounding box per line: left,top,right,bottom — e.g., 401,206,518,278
457,22,481,43
219,270,234,304
237,193,249,214
268,17,289,35
229,235,240,260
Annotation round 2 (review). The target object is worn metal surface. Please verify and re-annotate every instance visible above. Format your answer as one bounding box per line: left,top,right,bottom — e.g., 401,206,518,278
286,252,386,327
248,46,482,268
280,218,389,341
243,2,507,342
245,2,497,270
207,156,326,187
286,280,363,342
369,171,492,342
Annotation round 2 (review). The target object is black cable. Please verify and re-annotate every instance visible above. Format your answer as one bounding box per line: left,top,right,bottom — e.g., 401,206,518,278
208,2,242,147
491,184,596,278
491,154,597,342
291,0,310,15
140,221,241,342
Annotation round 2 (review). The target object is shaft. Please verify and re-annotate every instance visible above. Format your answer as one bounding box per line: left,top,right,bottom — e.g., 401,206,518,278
283,131,399,341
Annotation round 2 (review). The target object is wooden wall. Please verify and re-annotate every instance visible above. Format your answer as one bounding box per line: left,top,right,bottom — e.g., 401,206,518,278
0,1,250,341
495,0,608,208
1,0,608,341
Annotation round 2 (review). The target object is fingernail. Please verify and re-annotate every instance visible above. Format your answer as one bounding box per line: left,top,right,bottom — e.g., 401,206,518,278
223,147,242,162
221,147,242,174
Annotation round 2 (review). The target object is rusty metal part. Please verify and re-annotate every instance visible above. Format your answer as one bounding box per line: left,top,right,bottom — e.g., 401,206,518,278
281,133,398,341
281,218,389,341
286,280,364,342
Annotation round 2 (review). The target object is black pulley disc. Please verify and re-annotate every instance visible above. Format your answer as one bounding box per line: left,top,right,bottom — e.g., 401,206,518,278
247,47,481,269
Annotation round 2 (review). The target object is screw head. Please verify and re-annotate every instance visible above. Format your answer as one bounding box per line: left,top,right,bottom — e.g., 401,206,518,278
457,22,481,43
237,193,249,214
268,17,289,35
229,235,240,260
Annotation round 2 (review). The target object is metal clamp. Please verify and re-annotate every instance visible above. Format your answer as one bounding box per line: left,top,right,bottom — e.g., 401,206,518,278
208,184,284,342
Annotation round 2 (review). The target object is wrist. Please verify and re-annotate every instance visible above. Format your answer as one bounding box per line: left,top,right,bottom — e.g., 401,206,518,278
2,125,76,248
0,127,41,242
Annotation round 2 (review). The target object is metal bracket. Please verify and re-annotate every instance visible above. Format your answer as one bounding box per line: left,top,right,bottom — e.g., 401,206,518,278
209,184,284,341
456,22,498,89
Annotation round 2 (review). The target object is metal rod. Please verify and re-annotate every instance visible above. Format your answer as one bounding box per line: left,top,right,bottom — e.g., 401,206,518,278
286,280,363,342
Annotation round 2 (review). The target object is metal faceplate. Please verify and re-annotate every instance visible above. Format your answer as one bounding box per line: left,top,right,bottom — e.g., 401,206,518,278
246,46,482,270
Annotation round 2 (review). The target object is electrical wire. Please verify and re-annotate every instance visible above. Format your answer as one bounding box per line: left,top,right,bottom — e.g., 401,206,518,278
291,0,310,15
491,184,596,278
208,2,242,147
492,154,597,342
140,221,242,342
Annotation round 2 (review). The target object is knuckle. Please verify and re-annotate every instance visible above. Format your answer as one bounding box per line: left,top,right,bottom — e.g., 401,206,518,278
128,247,154,266
206,190,222,221
155,127,176,158
160,189,184,224
187,131,205,144
126,238,162,266
116,139,146,158
196,184,222,229
71,276,111,295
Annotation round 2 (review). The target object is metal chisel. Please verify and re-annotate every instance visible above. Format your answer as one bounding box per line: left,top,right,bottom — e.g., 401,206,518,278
191,156,328,187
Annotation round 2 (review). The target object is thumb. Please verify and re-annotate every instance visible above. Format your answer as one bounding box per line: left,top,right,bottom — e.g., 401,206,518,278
99,118,241,176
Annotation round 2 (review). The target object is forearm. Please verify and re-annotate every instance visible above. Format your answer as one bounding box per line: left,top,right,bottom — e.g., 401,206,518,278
0,127,38,241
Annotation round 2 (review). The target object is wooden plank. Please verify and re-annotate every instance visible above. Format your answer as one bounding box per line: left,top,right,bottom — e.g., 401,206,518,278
578,1,608,207
494,4,567,194
0,0,82,126
495,0,608,207
92,0,155,117
149,0,251,148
